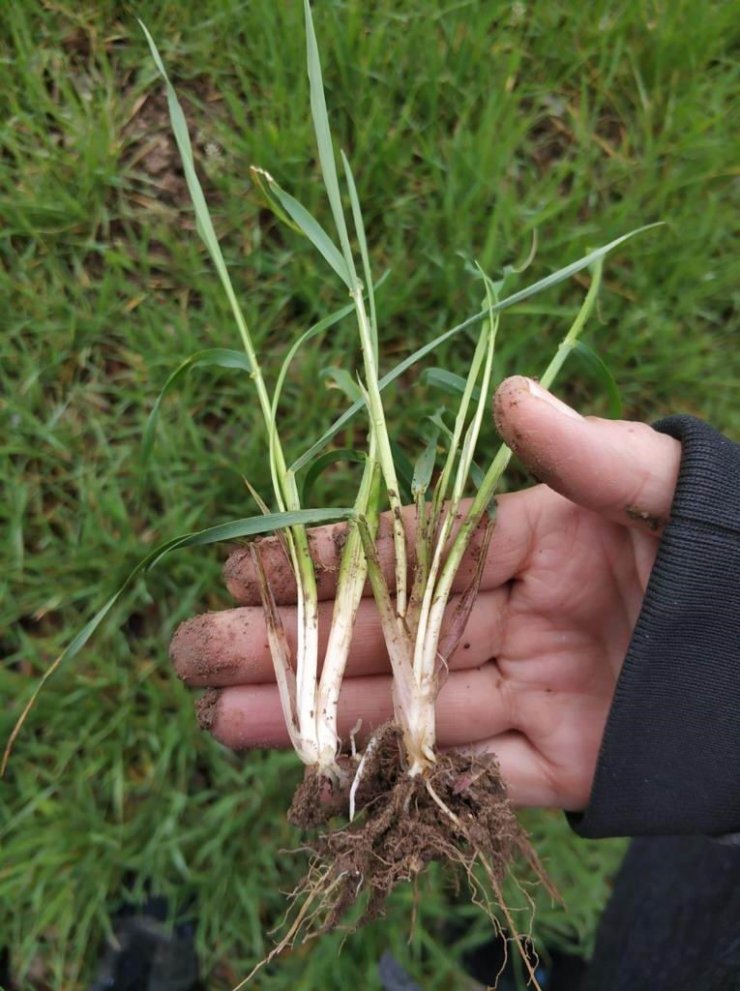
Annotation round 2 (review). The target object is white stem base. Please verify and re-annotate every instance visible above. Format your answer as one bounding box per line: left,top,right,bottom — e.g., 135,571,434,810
400,686,437,777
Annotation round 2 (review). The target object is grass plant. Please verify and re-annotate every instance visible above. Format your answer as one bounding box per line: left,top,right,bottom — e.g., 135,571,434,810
1,1,737,987
137,10,663,985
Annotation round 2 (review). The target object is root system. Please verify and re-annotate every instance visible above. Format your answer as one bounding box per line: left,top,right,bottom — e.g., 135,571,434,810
243,725,552,990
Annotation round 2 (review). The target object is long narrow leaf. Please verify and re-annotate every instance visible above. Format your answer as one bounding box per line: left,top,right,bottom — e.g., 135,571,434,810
427,407,455,443
303,0,356,278
571,340,623,418
140,23,264,397
301,449,366,504
266,178,351,288
290,223,663,472
250,165,302,233
272,303,354,419
2,506,355,774
422,367,481,402
423,414,489,500
140,23,235,310
411,429,439,499
320,366,364,404
242,477,293,565
270,270,388,425
341,150,377,358
389,441,415,505
539,259,605,391
153,508,355,564
143,348,251,464
451,271,499,504
434,283,494,513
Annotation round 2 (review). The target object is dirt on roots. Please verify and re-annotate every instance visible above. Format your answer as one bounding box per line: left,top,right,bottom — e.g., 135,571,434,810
275,725,551,987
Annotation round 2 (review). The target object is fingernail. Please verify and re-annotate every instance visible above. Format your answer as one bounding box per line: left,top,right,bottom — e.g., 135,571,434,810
525,379,583,420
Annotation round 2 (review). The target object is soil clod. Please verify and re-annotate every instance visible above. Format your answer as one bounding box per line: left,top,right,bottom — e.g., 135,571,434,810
625,505,664,532
195,687,221,731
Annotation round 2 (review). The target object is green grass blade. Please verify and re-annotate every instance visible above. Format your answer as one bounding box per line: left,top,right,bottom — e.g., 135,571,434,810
303,0,356,279
452,271,499,501
571,340,623,418
300,449,366,504
470,461,487,494
462,260,607,536
266,178,351,288
320,366,364,404
427,407,455,443
411,429,439,499
422,367,482,402
290,223,663,472
140,23,233,308
424,410,485,495
433,292,493,512
341,150,377,358
389,441,415,505
506,228,538,276
242,476,272,516
139,22,267,414
270,269,388,425
250,165,302,233
2,506,355,774
142,348,251,464
149,508,355,567
271,302,354,421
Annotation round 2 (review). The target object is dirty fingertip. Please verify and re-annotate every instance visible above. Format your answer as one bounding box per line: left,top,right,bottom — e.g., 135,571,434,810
524,378,583,420
169,614,210,680
495,375,583,423
222,546,257,602
492,376,530,432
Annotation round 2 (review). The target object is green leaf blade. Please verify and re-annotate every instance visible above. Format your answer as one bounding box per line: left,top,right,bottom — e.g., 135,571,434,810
389,442,415,505
267,179,351,287
271,302,355,420
142,348,252,464
139,22,225,286
422,367,481,402
571,340,623,418
300,449,366,504
411,430,439,499
290,224,664,472
303,0,356,279
320,366,364,404
341,150,377,356
150,507,356,568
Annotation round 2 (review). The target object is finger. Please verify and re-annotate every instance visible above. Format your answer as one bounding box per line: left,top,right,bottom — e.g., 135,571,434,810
493,376,681,535
204,661,513,751
171,587,508,687
224,492,536,606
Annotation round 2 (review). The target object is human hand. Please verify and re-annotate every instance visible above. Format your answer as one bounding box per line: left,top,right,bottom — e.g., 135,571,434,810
170,376,681,811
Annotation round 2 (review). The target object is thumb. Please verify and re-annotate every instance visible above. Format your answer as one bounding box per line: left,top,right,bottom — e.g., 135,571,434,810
493,376,682,534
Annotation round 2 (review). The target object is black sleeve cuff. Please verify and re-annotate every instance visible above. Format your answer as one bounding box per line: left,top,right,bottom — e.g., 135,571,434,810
569,416,740,838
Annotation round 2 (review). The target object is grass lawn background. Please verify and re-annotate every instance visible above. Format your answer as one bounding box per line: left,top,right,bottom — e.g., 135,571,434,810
1,0,737,987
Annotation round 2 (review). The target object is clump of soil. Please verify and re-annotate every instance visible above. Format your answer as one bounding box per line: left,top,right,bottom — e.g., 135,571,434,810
195,687,221,731
273,725,550,988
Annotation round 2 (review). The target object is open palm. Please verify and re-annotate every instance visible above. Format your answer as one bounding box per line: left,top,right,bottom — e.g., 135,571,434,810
170,377,681,810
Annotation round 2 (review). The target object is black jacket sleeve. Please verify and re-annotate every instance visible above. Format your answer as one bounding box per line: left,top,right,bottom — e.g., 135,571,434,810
569,416,740,838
